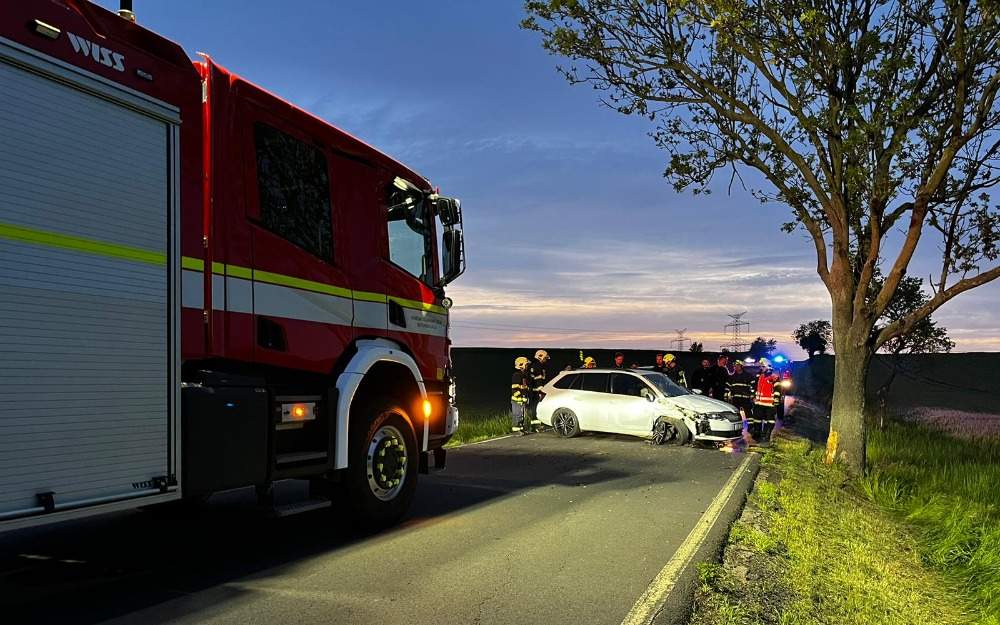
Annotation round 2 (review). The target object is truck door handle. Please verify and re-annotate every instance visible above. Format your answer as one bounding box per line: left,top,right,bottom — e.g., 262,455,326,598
388,299,407,328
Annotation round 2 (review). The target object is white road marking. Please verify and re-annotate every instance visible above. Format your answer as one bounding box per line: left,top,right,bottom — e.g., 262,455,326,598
620,453,755,625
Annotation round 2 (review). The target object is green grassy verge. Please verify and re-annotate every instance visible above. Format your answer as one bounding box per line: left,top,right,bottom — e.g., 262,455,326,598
690,434,981,625
445,410,513,447
863,423,1000,624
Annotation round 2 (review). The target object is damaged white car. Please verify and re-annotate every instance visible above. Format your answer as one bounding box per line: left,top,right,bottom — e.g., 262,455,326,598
536,369,743,445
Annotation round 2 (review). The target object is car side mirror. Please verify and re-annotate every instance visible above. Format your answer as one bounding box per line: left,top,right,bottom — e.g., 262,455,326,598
641,388,655,402
441,229,465,285
692,389,703,395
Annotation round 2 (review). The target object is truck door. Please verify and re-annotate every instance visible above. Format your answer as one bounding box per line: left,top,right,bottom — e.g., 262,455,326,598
380,175,449,370
241,107,353,373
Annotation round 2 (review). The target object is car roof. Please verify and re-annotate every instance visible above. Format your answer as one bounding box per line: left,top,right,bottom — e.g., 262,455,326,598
557,368,654,375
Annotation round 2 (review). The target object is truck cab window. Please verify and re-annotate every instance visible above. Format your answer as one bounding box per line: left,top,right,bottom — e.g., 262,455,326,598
386,187,431,282
253,122,332,261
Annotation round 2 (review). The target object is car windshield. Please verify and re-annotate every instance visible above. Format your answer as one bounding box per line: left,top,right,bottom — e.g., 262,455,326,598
640,372,690,397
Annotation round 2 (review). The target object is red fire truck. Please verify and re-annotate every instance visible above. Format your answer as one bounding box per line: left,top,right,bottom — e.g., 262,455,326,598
0,0,465,530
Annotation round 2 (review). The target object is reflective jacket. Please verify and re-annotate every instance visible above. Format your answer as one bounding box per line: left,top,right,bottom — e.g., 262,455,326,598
665,365,688,388
511,370,530,405
727,370,755,401
527,359,547,393
754,373,781,407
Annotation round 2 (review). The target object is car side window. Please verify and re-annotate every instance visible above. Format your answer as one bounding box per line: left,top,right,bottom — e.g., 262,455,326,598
580,373,609,393
611,374,647,397
553,374,579,389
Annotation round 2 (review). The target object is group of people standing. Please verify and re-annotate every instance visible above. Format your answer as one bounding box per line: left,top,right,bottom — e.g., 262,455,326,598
509,349,785,443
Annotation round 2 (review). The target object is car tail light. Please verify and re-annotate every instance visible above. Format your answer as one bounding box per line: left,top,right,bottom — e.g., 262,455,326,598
537,391,546,402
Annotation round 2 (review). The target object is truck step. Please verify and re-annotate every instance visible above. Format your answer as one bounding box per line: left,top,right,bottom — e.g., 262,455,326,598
269,498,332,518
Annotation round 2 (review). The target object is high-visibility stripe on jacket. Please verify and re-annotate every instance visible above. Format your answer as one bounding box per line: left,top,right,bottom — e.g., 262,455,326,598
754,374,781,407
511,371,529,404
727,371,755,401
665,366,688,388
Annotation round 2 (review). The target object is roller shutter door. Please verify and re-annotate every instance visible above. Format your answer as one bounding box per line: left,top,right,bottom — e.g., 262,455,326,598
0,47,176,518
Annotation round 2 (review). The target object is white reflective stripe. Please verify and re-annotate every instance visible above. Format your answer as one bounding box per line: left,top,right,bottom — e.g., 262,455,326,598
226,276,253,315
353,300,387,330
181,269,202,309
253,280,352,326
179,269,448,337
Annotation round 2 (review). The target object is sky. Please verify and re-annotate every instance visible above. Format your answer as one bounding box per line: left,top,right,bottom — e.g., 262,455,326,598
97,0,1000,356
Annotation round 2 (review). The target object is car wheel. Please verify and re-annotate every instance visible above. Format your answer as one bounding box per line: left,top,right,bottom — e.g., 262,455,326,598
343,398,419,529
655,417,691,445
552,408,581,438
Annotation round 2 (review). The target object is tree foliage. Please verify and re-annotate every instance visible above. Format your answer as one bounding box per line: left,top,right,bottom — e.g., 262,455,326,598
524,0,1000,473
748,336,778,359
793,319,833,356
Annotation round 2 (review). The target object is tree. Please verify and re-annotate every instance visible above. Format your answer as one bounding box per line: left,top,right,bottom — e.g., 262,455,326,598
689,341,704,352
793,320,833,357
747,337,777,360
874,276,955,423
523,1,1000,474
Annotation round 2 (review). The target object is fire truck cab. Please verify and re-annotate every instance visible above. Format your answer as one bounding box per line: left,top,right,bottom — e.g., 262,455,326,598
0,0,465,530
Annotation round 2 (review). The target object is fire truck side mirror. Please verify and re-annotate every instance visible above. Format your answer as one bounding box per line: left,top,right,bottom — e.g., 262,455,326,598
436,197,462,227
441,229,466,285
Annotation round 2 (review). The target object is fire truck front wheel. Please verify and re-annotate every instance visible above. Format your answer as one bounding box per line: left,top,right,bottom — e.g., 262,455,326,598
344,399,419,528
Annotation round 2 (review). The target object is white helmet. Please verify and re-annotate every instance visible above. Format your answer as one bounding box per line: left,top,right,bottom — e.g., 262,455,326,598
535,349,549,361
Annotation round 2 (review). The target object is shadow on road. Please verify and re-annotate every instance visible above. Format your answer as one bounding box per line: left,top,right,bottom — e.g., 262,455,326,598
0,439,669,624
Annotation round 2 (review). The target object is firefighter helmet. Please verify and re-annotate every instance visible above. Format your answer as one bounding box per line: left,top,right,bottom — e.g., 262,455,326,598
664,354,676,363
535,349,549,361
758,357,771,368
514,356,529,370
583,356,596,368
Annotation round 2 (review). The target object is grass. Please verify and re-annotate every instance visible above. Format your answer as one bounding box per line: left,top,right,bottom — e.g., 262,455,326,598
864,422,1000,625
689,435,980,625
445,408,514,447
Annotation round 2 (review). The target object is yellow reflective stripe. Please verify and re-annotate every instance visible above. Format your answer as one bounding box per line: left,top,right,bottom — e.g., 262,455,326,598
252,268,353,299
0,221,165,266
353,289,388,304
180,255,447,314
389,295,447,315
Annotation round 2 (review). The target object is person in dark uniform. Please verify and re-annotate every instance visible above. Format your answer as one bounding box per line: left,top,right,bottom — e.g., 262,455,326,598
651,352,668,374
690,358,713,395
664,354,688,388
709,355,730,399
526,349,550,431
510,357,531,434
612,352,627,369
726,360,755,422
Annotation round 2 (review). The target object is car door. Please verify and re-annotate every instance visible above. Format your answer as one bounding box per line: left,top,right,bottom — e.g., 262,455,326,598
575,372,611,431
606,373,656,435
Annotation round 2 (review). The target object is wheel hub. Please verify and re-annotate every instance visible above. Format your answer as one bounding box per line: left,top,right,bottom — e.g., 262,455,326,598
367,425,407,501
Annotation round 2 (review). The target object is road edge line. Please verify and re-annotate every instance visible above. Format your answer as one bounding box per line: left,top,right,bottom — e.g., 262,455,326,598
620,453,758,625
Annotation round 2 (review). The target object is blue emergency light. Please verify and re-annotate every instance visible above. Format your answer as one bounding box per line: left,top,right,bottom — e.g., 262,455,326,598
773,355,786,363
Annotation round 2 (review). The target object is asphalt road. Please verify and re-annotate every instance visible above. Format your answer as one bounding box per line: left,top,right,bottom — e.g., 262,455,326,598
1,432,750,625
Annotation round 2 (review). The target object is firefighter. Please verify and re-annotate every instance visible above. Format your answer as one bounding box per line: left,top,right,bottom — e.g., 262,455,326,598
510,357,531,434
582,356,597,369
664,354,688,387
612,352,626,369
690,358,713,395
751,358,782,444
527,349,550,431
727,360,755,422
710,355,730,399
651,352,668,374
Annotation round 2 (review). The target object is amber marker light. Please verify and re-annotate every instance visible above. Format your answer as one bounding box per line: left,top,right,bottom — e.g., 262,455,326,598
422,399,432,420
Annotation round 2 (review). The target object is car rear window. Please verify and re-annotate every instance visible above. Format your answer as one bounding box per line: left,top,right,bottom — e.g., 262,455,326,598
553,374,580,389
579,372,609,393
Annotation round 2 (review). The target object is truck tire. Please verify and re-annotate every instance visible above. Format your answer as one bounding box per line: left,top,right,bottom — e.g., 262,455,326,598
343,398,418,529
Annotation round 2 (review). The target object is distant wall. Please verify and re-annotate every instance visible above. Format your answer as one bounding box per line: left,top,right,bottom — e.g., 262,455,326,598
452,348,1000,417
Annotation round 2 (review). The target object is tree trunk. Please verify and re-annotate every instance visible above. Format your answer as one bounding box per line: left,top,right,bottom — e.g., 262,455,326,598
825,342,872,474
